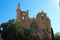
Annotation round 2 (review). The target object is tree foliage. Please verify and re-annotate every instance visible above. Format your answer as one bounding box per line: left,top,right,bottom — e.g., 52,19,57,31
1,19,16,40
54,32,60,40
0,19,34,40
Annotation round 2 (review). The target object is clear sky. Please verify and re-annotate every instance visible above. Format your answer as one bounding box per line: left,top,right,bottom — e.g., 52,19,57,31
0,0,60,34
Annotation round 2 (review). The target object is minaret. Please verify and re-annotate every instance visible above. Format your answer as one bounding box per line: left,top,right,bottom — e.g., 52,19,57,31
16,3,21,23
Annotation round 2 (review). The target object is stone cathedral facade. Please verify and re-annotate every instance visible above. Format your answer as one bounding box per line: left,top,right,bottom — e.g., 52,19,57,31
16,3,53,40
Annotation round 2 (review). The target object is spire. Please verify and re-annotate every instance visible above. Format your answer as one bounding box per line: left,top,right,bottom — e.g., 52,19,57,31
41,10,46,14
41,10,44,13
17,2,20,10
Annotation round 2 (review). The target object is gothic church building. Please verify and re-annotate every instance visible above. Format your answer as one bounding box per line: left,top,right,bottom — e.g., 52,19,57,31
16,3,54,40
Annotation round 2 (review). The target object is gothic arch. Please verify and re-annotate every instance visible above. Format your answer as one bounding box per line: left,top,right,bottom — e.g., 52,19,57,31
30,21,38,32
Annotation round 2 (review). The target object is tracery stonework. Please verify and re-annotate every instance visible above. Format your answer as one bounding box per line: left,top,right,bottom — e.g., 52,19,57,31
16,3,53,40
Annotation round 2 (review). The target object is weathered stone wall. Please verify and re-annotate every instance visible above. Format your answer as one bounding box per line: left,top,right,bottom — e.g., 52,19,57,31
16,3,52,40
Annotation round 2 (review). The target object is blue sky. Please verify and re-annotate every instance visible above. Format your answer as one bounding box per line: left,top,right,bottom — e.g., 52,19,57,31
0,0,60,34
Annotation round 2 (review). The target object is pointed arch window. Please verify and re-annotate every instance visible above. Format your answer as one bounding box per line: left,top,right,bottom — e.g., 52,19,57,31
23,13,25,15
30,22,38,32
22,16,24,19
41,14,44,20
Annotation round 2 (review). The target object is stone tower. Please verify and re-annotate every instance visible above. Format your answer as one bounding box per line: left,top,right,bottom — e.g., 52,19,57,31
16,3,54,40
16,3,28,24
16,3,21,22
